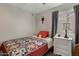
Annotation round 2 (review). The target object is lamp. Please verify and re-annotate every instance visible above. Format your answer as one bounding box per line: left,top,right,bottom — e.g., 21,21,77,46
63,23,70,38
63,14,71,38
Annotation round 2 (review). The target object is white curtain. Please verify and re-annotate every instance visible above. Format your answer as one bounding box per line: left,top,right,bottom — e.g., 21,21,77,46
57,9,75,37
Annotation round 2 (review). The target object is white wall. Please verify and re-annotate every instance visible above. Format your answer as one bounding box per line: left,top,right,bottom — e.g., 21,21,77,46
0,4,36,42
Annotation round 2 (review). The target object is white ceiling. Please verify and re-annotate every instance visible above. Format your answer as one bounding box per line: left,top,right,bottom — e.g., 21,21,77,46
9,3,63,14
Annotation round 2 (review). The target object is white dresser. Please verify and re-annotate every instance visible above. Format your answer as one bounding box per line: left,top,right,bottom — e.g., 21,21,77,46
54,36,72,56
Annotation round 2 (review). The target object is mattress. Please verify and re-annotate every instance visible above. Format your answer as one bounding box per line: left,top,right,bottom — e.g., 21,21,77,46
1,37,48,56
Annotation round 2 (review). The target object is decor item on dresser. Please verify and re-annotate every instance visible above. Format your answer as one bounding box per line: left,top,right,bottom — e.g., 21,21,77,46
57,34,61,37
54,36,72,56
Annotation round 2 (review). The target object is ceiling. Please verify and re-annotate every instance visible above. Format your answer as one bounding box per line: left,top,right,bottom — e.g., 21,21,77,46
9,3,63,14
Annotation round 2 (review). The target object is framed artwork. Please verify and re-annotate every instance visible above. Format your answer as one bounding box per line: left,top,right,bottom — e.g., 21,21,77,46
41,17,44,24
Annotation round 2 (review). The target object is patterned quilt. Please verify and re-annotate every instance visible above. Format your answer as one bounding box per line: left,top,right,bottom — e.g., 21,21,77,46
2,37,47,56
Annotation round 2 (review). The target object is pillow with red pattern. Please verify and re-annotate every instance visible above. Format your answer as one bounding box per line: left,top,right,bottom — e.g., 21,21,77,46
37,31,49,38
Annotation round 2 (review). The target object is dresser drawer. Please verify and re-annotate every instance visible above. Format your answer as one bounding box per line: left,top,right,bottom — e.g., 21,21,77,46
54,50,70,56
54,47,71,56
54,38,71,46
54,45,69,51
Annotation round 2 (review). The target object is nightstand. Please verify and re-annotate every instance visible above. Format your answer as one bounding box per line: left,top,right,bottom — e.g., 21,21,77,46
54,36,72,56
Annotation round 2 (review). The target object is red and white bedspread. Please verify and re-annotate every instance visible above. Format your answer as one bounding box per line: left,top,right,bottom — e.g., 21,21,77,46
1,37,48,56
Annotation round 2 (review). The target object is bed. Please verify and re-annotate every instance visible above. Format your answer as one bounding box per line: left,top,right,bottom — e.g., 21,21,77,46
1,31,53,56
